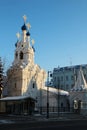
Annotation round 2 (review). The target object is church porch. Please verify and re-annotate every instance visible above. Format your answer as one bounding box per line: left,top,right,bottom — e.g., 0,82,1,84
0,96,36,115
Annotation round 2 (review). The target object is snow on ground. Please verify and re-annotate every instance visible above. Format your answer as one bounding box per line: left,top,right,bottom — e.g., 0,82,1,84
0,120,14,124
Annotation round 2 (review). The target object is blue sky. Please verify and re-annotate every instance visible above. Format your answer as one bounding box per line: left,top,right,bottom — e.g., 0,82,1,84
0,0,87,72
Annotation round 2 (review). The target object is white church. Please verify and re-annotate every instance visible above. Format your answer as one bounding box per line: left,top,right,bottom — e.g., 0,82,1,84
0,16,70,115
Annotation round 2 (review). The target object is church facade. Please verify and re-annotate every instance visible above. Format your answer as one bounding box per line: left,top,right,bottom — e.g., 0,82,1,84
0,16,69,115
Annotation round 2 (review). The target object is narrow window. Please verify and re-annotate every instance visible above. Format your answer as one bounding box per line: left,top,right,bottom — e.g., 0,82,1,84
71,75,74,80
66,76,68,81
20,51,23,59
33,83,35,88
14,83,16,88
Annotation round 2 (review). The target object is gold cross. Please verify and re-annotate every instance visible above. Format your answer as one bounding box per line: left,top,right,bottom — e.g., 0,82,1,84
31,39,35,45
26,23,31,30
16,32,20,39
23,15,27,22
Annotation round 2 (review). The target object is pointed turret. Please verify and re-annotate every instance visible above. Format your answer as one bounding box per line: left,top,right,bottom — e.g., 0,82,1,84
21,15,27,42
26,23,31,45
13,15,35,67
71,67,87,91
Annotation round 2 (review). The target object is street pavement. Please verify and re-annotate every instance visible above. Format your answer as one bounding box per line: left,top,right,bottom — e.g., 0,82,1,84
0,114,87,130
0,113,87,124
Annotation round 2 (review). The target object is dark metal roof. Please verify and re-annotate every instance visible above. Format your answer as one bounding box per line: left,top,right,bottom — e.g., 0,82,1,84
26,31,30,36
21,23,27,31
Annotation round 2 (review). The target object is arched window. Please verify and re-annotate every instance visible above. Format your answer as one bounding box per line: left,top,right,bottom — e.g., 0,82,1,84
20,51,23,60
32,83,35,88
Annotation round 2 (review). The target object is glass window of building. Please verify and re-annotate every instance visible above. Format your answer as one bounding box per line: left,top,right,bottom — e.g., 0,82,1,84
57,77,60,81
71,75,74,80
61,76,63,81
54,77,56,82
71,84,74,89
66,84,69,90
84,74,86,79
66,76,68,81
61,85,63,89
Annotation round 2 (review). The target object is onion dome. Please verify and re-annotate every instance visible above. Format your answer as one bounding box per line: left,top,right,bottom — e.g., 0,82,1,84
26,31,30,36
32,46,35,52
21,23,27,31
15,43,17,47
15,42,17,47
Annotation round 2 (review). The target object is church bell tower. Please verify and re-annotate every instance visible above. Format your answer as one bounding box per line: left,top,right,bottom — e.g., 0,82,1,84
13,15,35,67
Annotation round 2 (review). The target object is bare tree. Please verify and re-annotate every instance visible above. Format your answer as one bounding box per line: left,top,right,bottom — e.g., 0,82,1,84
0,57,4,98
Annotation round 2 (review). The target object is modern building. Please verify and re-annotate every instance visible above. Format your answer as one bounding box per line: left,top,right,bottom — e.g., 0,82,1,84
53,65,87,91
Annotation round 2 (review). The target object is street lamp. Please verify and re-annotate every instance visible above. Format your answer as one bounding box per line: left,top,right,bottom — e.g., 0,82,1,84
47,71,51,118
47,85,49,118
58,79,60,117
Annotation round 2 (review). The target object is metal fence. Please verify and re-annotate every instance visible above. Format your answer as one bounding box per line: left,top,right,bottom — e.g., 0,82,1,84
37,107,74,114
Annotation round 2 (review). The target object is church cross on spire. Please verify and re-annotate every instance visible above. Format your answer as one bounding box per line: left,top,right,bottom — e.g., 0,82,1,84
26,23,31,30
16,32,20,40
31,39,35,45
23,15,27,23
